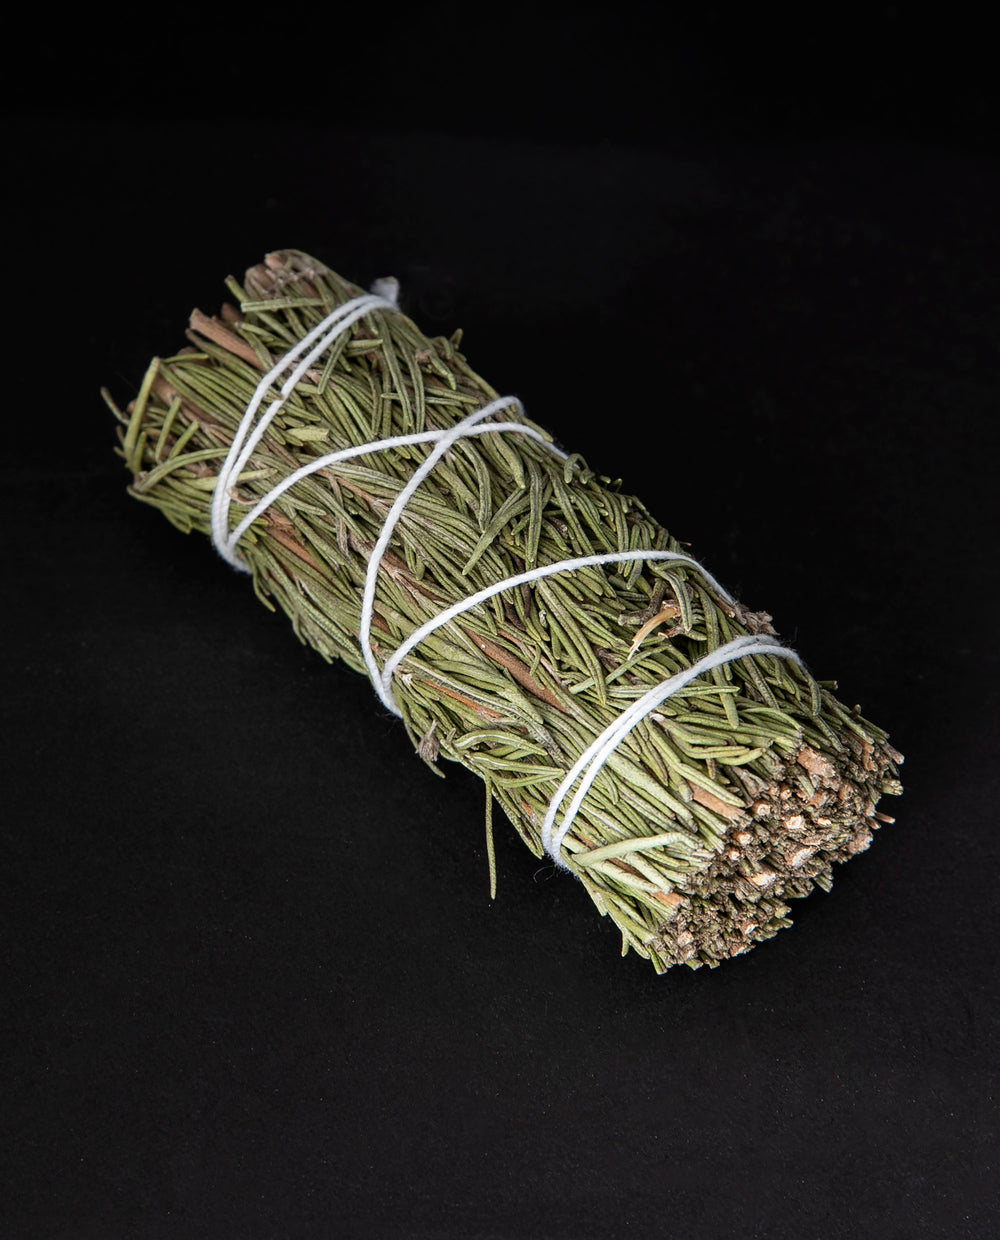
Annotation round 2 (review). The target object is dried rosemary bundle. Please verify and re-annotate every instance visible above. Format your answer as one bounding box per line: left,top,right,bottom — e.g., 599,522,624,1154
106,249,902,972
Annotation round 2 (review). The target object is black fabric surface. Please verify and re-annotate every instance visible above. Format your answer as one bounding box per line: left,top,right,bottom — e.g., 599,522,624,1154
4,14,999,1239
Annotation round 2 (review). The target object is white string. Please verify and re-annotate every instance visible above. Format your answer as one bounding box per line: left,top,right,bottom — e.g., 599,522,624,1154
357,395,570,711
226,419,561,556
540,635,802,868
212,290,401,570
378,549,734,707
213,284,802,869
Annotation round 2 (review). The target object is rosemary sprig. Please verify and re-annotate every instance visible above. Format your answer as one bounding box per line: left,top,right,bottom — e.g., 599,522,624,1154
105,249,902,972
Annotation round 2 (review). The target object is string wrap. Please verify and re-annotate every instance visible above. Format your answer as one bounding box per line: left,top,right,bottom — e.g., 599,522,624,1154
211,287,801,868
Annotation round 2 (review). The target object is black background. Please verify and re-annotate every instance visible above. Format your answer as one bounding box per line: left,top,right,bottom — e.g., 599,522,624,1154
4,8,999,1238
